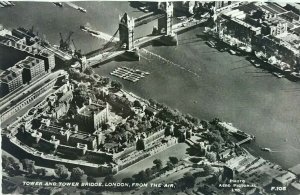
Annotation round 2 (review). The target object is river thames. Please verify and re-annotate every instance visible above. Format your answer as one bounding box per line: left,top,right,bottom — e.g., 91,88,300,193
1,1,300,169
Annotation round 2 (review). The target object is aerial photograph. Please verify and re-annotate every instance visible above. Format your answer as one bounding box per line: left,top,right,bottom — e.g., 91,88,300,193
0,1,300,195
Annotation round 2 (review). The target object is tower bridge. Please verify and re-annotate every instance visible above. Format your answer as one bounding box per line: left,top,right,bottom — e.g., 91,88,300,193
85,2,207,68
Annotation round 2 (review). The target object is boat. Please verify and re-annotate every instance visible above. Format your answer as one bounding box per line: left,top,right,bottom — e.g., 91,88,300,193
77,7,87,13
0,1,8,6
229,49,236,55
273,72,284,78
206,41,216,48
261,147,271,152
53,2,63,7
289,71,300,82
89,31,100,36
178,16,187,21
253,63,260,68
250,60,260,68
80,25,88,31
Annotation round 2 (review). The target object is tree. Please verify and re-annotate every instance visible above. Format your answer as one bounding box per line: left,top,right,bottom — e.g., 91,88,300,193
203,164,214,176
122,177,134,184
134,170,147,182
101,77,110,86
164,125,171,136
111,80,122,92
133,100,142,108
145,168,152,178
206,152,217,162
201,120,209,129
182,172,195,188
36,168,47,176
153,159,162,170
104,174,116,183
210,118,221,126
54,164,69,179
169,157,179,165
23,186,35,194
12,162,21,171
21,159,35,174
136,139,145,151
211,142,222,153
87,176,97,183
70,167,85,182
149,99,157,107
8,157,16,165
84,67,94,75
2,155,10,169
37,188,51,195
166,161,174,171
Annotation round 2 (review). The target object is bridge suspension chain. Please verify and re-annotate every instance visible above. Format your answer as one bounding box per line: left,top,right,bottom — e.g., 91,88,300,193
101,28,119,52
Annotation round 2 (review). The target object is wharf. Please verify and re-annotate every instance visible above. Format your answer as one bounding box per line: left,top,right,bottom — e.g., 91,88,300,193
218,122,255,146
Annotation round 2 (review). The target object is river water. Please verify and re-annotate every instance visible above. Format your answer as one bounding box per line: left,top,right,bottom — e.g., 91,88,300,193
1,1,300,169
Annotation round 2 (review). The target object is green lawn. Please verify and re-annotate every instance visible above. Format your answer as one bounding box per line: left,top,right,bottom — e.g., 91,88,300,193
115,143,190,181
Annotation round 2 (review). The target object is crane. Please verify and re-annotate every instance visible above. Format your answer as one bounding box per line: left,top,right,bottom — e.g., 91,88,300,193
72,39,82,58
59,31,74,52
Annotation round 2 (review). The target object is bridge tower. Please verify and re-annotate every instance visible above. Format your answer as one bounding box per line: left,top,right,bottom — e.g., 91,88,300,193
157,2,173,35
157,2,178,46
119,13,135,50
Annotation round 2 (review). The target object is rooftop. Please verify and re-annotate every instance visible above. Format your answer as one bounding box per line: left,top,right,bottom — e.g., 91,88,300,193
261,4,279,15
274,171,296,184
19,56,42,69
281,11,300,21
234,3,260,15
276,33,300,47
69,132,96,142
58,91,73,103
262,15,288,26
103,143,119,149
78,103,106,116
265,2,288,13
39,49,53,57
0,65,23,82
3,34,22,42
40,124,96,142
291,182,300,190
289,164,300,176
231,17,261,32
292,26,300,35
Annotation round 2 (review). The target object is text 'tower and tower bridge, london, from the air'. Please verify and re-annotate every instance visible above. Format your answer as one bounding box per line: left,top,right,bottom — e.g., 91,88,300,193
1,1,300,195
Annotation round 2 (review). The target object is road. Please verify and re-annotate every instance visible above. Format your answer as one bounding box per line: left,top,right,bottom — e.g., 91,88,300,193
0,70,65,113
1,88,56,128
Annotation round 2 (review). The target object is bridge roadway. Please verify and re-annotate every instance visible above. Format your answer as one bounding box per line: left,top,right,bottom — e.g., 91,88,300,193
135,12,165,27
86,18,207,67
